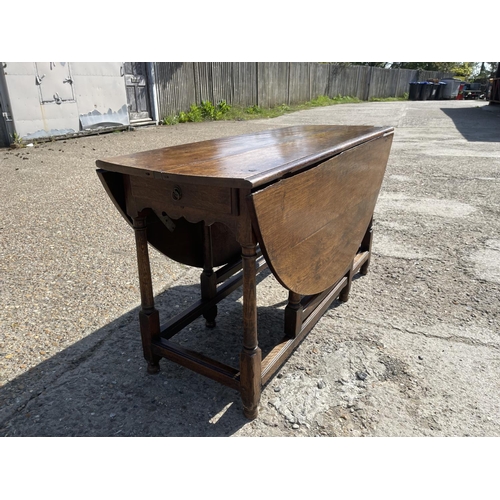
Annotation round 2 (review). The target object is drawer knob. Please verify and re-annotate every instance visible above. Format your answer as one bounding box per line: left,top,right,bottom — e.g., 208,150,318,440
172,185,183,201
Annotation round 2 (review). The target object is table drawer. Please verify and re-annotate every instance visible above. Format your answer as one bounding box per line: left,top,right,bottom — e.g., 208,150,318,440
128,176,236,217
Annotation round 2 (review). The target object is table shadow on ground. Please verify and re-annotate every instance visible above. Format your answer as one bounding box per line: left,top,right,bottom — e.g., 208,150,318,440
440,105,500,142
0,269,346,437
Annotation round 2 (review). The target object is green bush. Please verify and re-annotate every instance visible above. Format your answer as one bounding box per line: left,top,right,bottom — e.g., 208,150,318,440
162,100,232,125
178,111,189,123
187,104,203,122
201,100,216,120
162,115,179,125
218,99,231,114
245,104,262,114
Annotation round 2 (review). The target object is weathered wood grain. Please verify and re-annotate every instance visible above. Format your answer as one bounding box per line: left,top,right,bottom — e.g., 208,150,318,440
249,133,393,295
96,125,391,188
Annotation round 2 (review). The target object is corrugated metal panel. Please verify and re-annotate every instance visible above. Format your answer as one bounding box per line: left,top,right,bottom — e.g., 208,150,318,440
2,62,129,141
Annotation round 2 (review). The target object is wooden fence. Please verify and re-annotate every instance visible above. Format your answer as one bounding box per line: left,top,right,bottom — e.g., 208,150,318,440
153,62,453,119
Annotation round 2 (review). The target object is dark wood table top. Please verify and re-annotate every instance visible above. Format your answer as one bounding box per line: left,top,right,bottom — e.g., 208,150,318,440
96,125,394,189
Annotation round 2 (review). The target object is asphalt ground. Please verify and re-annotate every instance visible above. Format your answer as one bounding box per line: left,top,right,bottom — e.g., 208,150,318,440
1,99,499,439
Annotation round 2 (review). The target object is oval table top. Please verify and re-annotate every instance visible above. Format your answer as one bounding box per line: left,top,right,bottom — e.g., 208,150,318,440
96,125,393,189
97,125,394,295
248,131,394,294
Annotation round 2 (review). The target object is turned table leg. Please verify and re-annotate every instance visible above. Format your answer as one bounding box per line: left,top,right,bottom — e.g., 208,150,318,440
133,214,162,374
201,225,218,328
360,217,373,276
339,261,354,303
284,291,303,338
239,244,262,419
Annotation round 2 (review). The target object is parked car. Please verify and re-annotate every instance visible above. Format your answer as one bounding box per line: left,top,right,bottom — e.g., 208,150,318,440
463,83,485,100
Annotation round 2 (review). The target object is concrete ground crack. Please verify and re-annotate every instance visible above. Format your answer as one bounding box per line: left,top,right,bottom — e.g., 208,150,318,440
364,319,500,351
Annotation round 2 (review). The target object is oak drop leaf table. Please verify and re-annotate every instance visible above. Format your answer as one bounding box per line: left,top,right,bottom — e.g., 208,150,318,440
96,125,394,419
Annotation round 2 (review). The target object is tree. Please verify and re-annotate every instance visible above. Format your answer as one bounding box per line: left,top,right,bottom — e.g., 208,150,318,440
327,62,391,68
389,62,475,78
330,62,497,80
349,62,391,68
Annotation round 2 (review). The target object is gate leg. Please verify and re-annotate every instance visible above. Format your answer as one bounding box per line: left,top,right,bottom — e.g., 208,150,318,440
284,291,303,339
239,243,262,419
133,213,161,374
360,218,374,276
339,261,354,303
201,225,218,328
